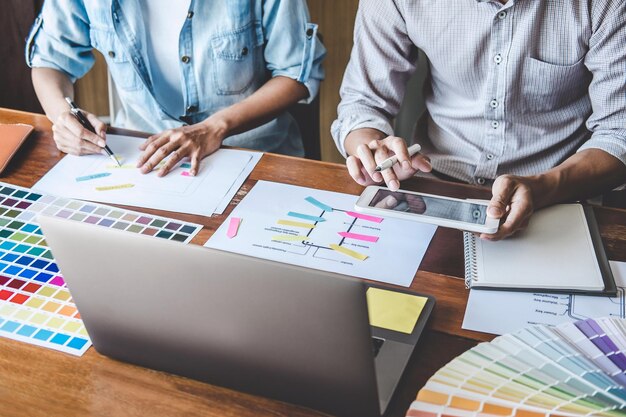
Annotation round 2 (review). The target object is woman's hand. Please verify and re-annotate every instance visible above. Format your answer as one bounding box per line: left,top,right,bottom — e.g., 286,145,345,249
51,110,107,155
136,119,227,177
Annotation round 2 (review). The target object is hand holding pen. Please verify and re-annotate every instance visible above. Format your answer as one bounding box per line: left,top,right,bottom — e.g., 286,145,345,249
345,133,432,192
55,97,120,166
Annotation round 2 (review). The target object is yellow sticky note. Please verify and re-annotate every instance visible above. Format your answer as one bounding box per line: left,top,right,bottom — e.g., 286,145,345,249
329,244,368,261
366,288,427,334
277,219,316,229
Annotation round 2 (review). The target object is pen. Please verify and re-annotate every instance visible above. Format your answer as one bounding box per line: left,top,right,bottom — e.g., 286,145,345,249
64,97,121,167
375,143,422,172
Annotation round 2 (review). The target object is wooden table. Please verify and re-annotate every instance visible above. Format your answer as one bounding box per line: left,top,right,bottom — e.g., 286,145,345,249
1,108,625,417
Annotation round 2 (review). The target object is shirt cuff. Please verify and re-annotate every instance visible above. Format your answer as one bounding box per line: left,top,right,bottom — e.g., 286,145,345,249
331,110,395,158
271,71,319,104
577,132,626,167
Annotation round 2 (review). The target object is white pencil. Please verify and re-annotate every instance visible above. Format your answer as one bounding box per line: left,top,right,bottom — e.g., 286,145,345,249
375,143,422,172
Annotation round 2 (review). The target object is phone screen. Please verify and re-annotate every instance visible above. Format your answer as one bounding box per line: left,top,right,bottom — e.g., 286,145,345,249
368,189,488,225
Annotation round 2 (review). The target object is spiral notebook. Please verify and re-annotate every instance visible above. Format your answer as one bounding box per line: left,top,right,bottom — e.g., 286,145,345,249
463,203,616,296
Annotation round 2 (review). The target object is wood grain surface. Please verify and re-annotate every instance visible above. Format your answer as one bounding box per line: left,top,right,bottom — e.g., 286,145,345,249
0,108,624,417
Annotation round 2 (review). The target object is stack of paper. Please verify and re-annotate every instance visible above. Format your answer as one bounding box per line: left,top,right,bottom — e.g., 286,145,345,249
34,134,261,216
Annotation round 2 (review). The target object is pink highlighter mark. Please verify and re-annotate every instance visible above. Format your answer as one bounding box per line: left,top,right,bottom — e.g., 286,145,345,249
49,276,66,287
181,171,192,177
338,232,379,243
345,211,384,223
226,217,242,239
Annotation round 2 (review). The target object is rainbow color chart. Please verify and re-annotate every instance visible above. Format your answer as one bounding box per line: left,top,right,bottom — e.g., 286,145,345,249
0,181,202,356
408,317,626,417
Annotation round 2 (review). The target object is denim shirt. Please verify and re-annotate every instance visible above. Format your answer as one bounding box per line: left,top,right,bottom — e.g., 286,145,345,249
26,0,326,156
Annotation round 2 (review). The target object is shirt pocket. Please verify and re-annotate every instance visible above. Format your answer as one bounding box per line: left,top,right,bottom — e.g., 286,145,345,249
89,28,143,92
211,21,264,95
520,56,590,112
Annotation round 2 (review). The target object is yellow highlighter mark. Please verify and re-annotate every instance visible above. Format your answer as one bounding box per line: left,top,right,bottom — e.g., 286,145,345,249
329,244,368,261
277,219,317,229
106,164,135,169
272,235,308,242
95,184,135,191
366,287,427,334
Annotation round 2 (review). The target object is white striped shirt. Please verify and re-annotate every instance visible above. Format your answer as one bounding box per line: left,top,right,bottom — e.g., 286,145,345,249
331,0,626,185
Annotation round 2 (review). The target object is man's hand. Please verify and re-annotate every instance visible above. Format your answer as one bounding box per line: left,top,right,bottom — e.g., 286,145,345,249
480,175,541,241
51,110,107,156
345,134,432,191
136,119,227,177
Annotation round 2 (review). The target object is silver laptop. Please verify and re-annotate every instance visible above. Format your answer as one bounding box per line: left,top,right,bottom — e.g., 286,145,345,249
38,215,434,417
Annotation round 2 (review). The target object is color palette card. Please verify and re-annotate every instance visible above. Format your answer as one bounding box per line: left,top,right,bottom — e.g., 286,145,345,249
33,134,262,216
408,317,626,417
205,181,437,287
0,181,202,356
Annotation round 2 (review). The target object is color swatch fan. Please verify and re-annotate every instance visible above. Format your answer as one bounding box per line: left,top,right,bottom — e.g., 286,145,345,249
0,181,202,356
408,317,626,416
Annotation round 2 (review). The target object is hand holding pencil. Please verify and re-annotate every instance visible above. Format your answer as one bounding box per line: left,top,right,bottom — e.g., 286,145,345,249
344,132,432,191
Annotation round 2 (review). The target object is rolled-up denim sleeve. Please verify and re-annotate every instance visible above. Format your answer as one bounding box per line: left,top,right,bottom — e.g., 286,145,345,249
331,0,418,158
262,0,325,103
25,0,94,83
578,0,626,167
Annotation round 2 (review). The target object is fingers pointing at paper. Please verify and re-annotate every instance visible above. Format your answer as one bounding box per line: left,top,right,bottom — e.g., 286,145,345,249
136,120,225,177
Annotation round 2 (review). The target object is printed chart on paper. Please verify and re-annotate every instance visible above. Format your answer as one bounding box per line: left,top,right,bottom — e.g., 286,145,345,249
462,260,626,335
205,181,437,287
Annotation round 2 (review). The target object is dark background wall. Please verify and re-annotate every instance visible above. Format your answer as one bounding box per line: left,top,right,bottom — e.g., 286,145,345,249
0,1,44,113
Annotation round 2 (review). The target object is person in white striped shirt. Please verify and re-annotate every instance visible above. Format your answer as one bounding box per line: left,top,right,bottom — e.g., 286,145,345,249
332,0,626,240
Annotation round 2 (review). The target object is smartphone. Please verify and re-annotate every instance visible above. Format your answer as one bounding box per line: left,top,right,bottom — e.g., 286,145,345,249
354,186,500,234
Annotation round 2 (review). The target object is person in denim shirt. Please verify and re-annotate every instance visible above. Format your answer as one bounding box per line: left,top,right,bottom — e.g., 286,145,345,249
26,0,325,177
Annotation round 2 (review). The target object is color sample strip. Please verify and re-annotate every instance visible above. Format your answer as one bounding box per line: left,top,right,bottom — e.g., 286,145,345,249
329,244,368,261
181,171,192,177
75,172,111,182
304,196,333,212
226,217,241,239
345,211,384,223
0,181,203,356
287,212,326,223
408,317,626,417
180,162,191,169
338,231,379,243
277,219,316,229
95,184,135,191
272,235,308,242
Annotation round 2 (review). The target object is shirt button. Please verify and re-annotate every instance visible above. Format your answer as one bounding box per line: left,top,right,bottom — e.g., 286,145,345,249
490,100,499,109
181,55,190,63
133,56,140,65
241,47,249,56
108,51,116,58
306,28,314,38
187,11,194,19
477,177,486,185
491,120,500,129
498,11,507,19
486,154,494,160
186,105,197,113
494,54,502,64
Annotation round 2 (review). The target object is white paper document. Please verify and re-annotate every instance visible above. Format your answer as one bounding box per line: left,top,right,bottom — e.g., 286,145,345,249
462,260,626,335
33,134,261,216
205,181,438,287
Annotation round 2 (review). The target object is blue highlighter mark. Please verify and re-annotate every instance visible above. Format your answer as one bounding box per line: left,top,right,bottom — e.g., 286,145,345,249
287,212,326,223
180,162,191,169
76,172,111,182
304,197,333,212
